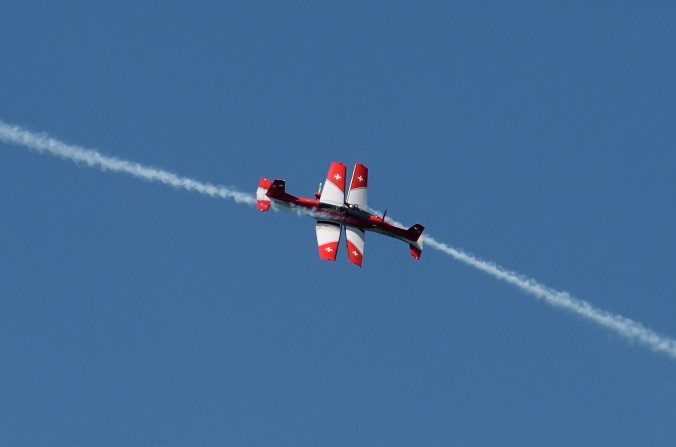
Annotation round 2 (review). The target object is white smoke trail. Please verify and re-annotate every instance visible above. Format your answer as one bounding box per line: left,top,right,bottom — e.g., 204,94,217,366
425,236,676,359
3,119,675,359
0,120,255,205
367,208,676,359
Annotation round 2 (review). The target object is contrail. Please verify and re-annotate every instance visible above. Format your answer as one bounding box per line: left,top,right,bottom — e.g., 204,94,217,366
3,119,675,360
0,120,255,205
425,236,676,359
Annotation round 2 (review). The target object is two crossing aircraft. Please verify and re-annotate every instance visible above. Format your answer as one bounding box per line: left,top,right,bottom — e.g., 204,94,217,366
256,162,424,267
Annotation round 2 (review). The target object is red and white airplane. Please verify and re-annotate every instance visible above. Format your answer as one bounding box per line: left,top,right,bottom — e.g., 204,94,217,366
256,162,424,267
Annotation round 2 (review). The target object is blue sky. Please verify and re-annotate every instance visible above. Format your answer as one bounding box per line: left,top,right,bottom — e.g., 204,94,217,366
1,1,675,445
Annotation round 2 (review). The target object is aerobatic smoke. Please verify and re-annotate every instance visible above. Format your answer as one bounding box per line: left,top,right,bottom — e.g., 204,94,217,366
0,120,255,205
2,119,675,360
424,237,676,359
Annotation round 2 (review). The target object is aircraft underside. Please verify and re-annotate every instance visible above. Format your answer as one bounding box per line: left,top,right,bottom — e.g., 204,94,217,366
257,162,424,267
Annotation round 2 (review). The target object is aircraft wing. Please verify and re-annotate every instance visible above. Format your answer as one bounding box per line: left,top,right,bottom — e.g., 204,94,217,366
315,221,341,261
319,162,346,207
345,226,365,267
346,163,368,208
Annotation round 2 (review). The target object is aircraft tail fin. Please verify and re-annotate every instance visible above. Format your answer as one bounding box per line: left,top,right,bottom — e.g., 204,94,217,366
406,224,425,260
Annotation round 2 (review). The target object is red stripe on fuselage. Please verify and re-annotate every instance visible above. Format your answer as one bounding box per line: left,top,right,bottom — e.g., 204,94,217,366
266,187,416,242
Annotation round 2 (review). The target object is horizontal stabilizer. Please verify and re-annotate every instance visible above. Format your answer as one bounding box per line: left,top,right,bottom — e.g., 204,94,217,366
407,224,424,260
256,178,272,211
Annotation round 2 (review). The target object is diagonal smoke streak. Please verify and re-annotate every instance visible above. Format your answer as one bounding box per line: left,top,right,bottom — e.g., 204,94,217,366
425,236,676,359
3,119,675,359
368,214,676,360
0,120,256,205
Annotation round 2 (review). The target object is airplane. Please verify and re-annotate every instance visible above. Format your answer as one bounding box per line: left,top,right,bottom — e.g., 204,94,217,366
256,162,424,267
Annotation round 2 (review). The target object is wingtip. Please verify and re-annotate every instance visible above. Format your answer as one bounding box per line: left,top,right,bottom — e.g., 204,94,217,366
318,242,339,261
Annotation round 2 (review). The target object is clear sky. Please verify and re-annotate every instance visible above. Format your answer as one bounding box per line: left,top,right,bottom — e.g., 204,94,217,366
1,2,675,445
